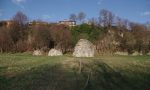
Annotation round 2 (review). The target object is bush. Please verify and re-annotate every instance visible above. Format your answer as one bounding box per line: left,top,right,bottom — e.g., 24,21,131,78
49,24,72,53
0,27,13,52
30,24,51,49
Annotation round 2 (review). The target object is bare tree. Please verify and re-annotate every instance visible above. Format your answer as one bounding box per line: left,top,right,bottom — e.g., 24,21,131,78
116,17,129,30
145,21,150,31
7,11,29,52
69,12,86,24
78,12,86,23
12,11,28,27
121,31,136,54
129,22,150,54
0,27,13,52
10,11,28,43
88,17,99,26
99,9,114,28
50,24,72,53
69,13,77,21
30,24,51,49
116,17,123,29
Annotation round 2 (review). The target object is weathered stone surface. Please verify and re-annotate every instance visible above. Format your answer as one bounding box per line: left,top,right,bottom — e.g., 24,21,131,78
73,39,95,57
132,51,142,56
48,48,63,56
114,51,143,56
114,51,128,56
147,52,150,55
33,50,43,56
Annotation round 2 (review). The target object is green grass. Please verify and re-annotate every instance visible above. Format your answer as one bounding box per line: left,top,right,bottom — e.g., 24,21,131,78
0,53,150,90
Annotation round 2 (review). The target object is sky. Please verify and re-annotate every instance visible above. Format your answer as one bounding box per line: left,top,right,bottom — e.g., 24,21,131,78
0,0,150,23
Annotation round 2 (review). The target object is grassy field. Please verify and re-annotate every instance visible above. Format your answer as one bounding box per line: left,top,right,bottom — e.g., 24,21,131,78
0,53,150,90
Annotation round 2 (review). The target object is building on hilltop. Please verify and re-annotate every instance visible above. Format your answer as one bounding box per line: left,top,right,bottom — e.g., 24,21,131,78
29,20,49,26
59,20,76,27
0,20,13,28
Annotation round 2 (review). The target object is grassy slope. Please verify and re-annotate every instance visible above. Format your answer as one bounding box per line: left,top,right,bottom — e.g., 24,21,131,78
0,53,150,90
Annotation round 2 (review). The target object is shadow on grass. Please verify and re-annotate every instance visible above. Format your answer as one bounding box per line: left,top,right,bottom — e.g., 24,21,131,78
83,60,150,90
0,60,150,90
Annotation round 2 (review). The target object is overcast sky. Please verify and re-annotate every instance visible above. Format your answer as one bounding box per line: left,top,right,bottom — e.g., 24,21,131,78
0,0,150,23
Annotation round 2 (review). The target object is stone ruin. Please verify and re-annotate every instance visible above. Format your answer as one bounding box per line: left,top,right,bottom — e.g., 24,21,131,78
73,39,95,57
33,50,43,56
33,39,95,57
114,51,128,56
48,48,63,56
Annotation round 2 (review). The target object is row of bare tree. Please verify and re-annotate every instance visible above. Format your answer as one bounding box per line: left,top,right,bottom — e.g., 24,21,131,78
0,10,150,54
0,11,72,53
70,9,150,55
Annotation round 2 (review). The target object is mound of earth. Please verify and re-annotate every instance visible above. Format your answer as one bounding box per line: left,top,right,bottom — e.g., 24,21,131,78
33,50,43,56
48,48,63,56
114,51,128,56
132,51,142,56
73,39,95,57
